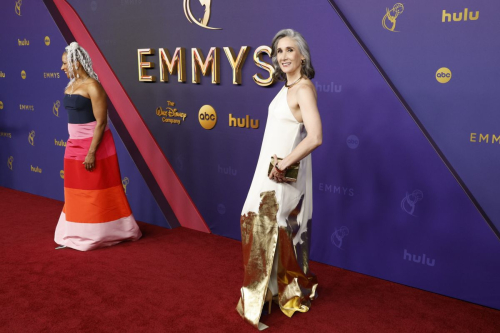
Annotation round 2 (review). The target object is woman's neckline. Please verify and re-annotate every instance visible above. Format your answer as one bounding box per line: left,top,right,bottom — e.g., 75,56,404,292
64,93,91,100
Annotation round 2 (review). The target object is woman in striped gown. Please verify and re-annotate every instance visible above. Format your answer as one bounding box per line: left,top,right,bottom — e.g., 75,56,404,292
54,42,141,251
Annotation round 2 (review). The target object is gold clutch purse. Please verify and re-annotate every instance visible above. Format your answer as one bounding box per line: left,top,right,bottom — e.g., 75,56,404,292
267,157,300,182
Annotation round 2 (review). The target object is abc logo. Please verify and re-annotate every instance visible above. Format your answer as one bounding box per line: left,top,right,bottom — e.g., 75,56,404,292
60,170,64,179
0,101,3,109
199,105,217,130
44,36,50,46
346,135,359,149
436,67,451,83
21,70,26,79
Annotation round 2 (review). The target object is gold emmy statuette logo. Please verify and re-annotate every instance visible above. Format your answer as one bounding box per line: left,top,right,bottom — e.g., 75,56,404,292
199,105,217,130
28,130,35,146
183,0,221,30
382,3,404,32
21,70,26,79
0,101,3,110
15,0,22,16
44,36,50,46
60,170,64,179
122,177,129,193
7,156,13,170
53,100,60,117
436,67,452,83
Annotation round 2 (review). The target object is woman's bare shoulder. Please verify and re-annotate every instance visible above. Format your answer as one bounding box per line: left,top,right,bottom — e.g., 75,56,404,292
296,79,317,99
85,79,106,97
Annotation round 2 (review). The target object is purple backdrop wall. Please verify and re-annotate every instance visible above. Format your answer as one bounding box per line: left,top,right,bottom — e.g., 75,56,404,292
0,0,170,228
1,0,499,310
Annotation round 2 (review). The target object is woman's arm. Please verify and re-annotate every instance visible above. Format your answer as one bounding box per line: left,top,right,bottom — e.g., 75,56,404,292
83,82,108,171
269,84,322,181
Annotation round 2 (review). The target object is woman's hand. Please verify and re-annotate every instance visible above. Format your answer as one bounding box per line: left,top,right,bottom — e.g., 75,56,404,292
83,152,96,171
269,154,286,183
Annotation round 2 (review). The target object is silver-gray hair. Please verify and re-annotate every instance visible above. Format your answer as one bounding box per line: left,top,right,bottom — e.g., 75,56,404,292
64,42,99,89
271,29,315,82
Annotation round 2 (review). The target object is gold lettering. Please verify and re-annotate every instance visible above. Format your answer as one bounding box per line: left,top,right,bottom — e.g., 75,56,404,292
137,48,156,82
470,133,477,142
43,72,60,79
19,104,34,111
54,139,66,146
159,48,186,82
191,47,220,84
493,135,500,144
253,46,274,87
156,106,186,124
162,117,181,125
223,46,250,85
479,134,489,143
18,38,29,46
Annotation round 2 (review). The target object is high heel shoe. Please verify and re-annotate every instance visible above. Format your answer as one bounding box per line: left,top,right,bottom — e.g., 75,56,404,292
265,288,273,314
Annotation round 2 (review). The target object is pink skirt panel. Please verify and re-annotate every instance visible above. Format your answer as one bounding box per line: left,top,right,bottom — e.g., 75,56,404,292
65,129,116,161
68,121,110,140
54,212,142,251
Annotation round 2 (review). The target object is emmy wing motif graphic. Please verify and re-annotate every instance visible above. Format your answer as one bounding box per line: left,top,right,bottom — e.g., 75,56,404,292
382,3,404,32
183,0,221,30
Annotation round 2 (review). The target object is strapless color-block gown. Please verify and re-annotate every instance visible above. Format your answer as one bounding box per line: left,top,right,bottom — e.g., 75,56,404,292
237,86,318,330
54,94,142,251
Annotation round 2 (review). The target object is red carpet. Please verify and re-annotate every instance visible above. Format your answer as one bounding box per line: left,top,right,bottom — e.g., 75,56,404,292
1,186,499,332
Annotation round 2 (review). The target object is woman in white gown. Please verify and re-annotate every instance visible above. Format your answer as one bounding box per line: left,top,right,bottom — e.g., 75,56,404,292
236,29,323,330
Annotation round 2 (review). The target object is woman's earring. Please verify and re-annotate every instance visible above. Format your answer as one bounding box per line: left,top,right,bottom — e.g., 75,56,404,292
301,59,305,65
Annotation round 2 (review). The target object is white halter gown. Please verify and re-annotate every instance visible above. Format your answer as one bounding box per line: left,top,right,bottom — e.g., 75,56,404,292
236,86,318,330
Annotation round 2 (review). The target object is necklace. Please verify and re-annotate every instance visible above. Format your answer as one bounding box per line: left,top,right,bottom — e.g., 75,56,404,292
285,76,302,88
70,75,89,94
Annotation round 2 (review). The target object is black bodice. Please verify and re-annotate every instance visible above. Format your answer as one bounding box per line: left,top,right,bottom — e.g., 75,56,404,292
63,94,96,124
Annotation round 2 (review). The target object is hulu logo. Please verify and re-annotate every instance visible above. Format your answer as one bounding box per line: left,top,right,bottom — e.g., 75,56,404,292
229,114,259,129
442,9,479,22
403,249,435,267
